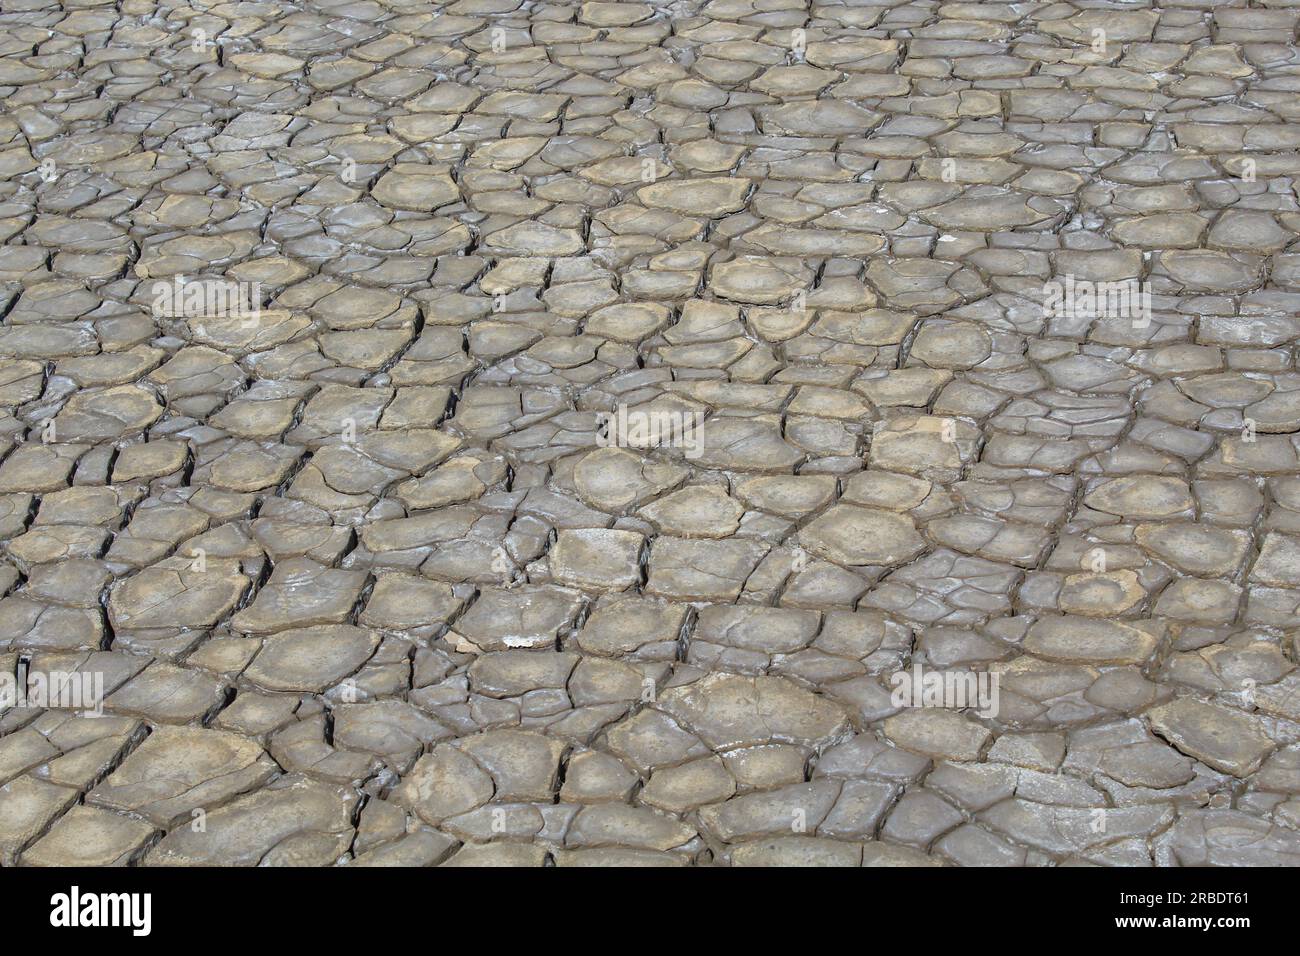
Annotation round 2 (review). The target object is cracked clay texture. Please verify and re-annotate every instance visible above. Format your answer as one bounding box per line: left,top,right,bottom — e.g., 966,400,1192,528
1,0,1300,868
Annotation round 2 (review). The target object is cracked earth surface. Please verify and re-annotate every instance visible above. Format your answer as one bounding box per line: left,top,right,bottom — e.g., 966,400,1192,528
2,0,1300,868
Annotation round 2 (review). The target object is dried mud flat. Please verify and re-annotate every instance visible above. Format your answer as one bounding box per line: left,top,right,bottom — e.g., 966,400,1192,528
1,0,1300,868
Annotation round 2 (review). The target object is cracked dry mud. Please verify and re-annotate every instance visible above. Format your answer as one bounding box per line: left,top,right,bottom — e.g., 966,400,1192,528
1,0,1300,869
